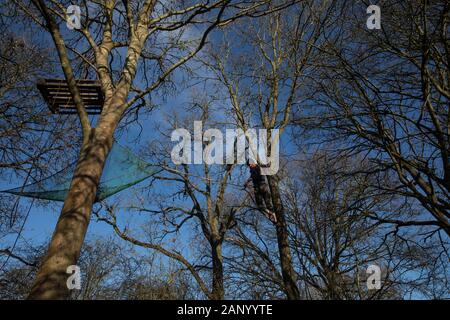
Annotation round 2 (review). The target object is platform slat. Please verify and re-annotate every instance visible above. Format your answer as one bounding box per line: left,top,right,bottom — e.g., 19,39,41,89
37,78,104,115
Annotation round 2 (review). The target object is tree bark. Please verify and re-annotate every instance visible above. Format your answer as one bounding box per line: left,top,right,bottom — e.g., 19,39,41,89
211,239,224,300
28,124,115,299
267,174,300,300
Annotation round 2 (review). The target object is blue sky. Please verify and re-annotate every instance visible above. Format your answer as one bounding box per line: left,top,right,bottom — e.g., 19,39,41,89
1,1,448,300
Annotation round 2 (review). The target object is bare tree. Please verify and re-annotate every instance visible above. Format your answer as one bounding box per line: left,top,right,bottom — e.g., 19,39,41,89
11,0,297,299
0,12,79,278
298,0,450,237
95,98,248,299
0,235,197,300
198,0,341,298
284,152,404,299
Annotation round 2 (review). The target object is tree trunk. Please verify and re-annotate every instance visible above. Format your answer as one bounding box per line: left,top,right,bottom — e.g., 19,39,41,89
267,174,301,300
211,240,224,300
28,128,114,299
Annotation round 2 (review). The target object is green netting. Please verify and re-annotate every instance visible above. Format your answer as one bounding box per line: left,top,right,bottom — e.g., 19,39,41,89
2,142,160,202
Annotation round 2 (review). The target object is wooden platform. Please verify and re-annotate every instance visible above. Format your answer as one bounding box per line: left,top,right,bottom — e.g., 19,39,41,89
37,79,104,114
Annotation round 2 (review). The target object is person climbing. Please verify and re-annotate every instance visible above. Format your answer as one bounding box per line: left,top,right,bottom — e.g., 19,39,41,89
246,162,277,224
